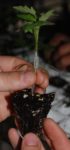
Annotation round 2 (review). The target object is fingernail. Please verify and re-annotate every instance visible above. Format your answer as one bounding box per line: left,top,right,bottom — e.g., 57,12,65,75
19,64,28,71
23,133,39,146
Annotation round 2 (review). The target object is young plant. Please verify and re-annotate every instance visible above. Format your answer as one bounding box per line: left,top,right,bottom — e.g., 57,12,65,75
14,6,54,67
12,7,55,149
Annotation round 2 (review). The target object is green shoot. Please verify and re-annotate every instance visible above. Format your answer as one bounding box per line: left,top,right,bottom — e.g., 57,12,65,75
14,6,55,54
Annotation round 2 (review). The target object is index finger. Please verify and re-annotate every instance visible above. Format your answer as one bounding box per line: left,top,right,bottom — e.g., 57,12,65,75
36,68,49,90
44,119,70,150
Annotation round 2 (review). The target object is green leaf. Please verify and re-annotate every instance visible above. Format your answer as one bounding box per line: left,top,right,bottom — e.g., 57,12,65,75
33,21,48,28
22,23,34,33
30,6,36,16
45,21,55,25
14,5,55,53
22,20,54,34
17,14,36,22
39,9,54,22
39,21,54,26
33,21,44,28
14,6,36,17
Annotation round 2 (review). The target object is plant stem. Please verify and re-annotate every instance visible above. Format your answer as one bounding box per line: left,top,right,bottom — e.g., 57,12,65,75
33,26,40,69
34,26,39,52
32,26,40,94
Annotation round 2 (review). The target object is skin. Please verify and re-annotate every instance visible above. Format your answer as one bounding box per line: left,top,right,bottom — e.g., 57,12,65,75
0,56,70,150
49,34,70,70
52,42,70,70
49,33,69,47
8,118,70,150
0,56,49,122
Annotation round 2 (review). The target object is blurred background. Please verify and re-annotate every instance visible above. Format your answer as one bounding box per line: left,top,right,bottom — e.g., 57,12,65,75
0,0,70,149
0,0,70,70
0,0,70,56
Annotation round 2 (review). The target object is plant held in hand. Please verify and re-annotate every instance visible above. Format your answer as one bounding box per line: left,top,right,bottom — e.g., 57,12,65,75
13,6,55,150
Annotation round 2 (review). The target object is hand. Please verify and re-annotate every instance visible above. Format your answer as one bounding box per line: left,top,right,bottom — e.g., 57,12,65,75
0,56,49,122
8,118,70,150
49,33,70,70
52,42,70,70
49,33,69,47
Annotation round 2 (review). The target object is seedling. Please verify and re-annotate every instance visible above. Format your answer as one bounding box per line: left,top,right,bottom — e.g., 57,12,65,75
13,6,55,150
14,6,54,68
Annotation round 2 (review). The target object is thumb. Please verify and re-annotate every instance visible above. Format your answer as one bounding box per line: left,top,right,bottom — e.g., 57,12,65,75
44,118,70,150
0,69,35,91
21,133,43,150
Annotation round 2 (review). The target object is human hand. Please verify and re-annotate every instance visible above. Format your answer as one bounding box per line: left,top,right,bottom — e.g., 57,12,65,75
41,33,70,68
52,42,70,70
49,33,70,70
49,33,69,47
8,118,70,150
0,56,49,122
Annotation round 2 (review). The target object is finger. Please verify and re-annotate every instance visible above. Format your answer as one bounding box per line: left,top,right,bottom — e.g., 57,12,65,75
53,43,70,61
35,87,45,94
0,56,29,71
0,92,11,122
21,133,44,150
8,128,20,149
13,64,33,72
55,54,70,70
36,68,49,90
8,131,44,150
44,118,70,150
0,70,35,91
49,34,68,46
